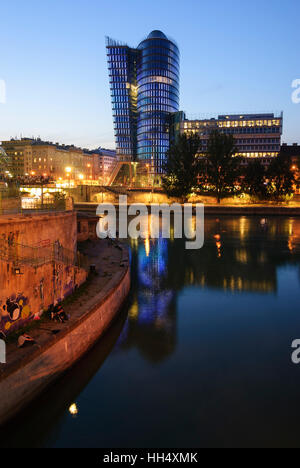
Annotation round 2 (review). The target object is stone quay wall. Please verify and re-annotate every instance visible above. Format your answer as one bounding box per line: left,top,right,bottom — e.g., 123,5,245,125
0,211,87,336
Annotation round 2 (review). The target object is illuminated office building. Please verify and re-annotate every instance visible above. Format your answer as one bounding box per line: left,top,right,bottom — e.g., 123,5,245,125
180,113,283,163
106,30,180,176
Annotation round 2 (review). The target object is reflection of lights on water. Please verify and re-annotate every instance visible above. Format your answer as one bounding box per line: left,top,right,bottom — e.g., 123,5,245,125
215,235,222,258
288,219,294,236
186,215,196,239
128,301,139,319
258,252,267,263
69,403,78,416
130,238,139,251
235,249,248,264
144,238,150,257
240,217,248,240
288,219,295,251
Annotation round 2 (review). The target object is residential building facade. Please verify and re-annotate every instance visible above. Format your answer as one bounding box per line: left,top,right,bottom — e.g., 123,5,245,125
1,138,95,179
0,146,12,176
92,148,117,184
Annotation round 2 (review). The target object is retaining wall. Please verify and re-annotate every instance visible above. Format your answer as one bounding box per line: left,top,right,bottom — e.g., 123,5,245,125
0,245,130,425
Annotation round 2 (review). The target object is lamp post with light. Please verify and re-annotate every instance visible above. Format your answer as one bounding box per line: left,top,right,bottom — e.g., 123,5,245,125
65,167,72,202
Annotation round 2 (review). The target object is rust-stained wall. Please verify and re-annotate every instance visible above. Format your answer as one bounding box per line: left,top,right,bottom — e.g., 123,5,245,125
0,211,86,336
77,216,98,242
0,261,86,336
0,248,130,425
0,211,77,251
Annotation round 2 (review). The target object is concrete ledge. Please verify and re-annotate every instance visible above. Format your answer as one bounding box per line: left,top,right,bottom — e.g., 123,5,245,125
203,206,300,216
0,210,74,225
75,202,300,217
0,243,130,425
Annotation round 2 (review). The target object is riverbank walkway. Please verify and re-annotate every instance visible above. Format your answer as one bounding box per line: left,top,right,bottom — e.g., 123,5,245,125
0,239,129,382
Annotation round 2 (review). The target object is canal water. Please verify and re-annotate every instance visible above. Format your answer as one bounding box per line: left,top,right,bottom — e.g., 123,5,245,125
1,215,300,448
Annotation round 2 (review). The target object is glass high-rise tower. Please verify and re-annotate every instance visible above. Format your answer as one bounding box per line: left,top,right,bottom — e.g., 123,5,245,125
106,30,180,176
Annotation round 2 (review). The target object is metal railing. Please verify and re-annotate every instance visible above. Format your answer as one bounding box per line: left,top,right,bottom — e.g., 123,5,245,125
0,240,77,268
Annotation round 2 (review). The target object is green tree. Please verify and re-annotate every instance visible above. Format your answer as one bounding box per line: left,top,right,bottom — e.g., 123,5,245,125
267,155,295,200
204,130,241,203
162,134,202,202
242,159,268,199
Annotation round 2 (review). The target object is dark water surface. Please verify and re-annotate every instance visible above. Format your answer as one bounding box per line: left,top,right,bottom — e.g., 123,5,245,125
1,215,300,448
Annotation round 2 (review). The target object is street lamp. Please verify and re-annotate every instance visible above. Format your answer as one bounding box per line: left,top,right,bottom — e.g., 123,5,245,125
65,167,72,189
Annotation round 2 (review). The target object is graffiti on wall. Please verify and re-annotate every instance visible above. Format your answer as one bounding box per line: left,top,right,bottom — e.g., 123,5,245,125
53,264,77,302
0,278,46,336
64,265,75,297
0,293,32,336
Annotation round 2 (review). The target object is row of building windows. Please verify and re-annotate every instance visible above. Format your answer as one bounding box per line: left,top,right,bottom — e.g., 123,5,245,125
110,90,130,97
137,126,168,134
186,127,281,136
138,89,179,100
184,119,281,129
111,96,130,103
138,62,179,75
137,124,169,133
112,103,130,110
137,146,169,154
236,138,280,144
138,40,179,54
137,97,178,108
108,61,129,70
113,109,135,116
138,104,177,113
137,68,179,82
137,76,177,88
137,139,170,147
107,47,129,55
110,82,134,90
139,54,180,68
138,82,179,97
139,45,179,61
109,69,130,77
201,142,280,151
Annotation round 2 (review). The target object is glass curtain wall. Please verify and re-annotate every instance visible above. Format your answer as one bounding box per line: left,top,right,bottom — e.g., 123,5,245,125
106,37,139,160
106,31,180,178
137,31,180,175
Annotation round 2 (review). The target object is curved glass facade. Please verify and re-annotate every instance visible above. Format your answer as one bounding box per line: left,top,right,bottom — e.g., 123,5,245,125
106,31,180,177
137,32,180,174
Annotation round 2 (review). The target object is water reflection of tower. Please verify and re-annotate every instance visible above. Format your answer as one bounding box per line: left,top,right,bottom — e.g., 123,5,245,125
121,238,177,363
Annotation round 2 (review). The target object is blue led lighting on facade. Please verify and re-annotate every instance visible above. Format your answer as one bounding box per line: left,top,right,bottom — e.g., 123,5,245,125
106,31,180,175
106,37,139,160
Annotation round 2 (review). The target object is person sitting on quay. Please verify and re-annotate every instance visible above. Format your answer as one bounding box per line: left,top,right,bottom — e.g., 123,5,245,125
49,303,69,323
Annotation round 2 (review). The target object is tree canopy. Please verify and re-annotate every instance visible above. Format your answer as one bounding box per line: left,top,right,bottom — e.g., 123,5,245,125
162,133,202,202
203,130,241,203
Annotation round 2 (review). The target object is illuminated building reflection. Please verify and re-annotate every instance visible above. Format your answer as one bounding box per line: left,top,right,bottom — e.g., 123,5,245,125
119,216,300,362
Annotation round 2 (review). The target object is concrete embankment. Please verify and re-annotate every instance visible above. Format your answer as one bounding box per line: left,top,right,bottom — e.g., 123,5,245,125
0,240,130,426
75,202,300,217
203,205,300,216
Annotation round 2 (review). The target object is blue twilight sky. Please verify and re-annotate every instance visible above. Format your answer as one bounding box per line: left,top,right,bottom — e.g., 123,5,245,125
0,0,299,149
